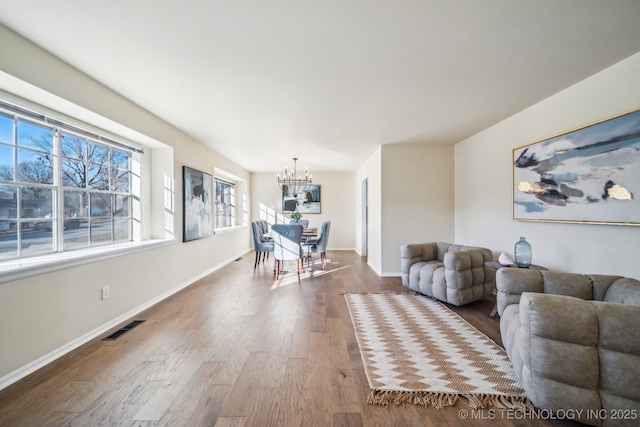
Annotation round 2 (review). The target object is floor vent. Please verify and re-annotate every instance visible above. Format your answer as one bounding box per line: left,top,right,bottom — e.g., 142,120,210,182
103,320,145,341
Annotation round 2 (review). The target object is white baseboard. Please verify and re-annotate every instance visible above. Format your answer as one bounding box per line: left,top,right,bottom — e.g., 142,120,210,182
0,249,250,391
380,272,402,277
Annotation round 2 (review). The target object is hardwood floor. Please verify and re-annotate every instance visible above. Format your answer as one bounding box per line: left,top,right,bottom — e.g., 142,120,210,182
0,251,577,426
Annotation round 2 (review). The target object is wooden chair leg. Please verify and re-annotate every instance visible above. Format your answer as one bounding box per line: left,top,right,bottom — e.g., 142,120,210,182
296,259,301,281
274,260,280,279
254,251,260,268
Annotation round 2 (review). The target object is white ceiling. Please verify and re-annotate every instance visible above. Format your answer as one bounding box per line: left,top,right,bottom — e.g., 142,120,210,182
1,0,640,172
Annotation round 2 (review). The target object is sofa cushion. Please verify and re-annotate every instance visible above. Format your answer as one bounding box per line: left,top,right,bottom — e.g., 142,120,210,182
522,292,598,345
497,268,544,294
436,241,451,261
419,261,443,296
408,261,427,292
603,278,640,306
596,302,640,403
591,275,624,301
596,302,640,354
542,271,594,300
522,374,601,426
443,250,486,289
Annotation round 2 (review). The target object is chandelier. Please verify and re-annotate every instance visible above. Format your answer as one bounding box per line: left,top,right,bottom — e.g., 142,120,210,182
277,157,312,197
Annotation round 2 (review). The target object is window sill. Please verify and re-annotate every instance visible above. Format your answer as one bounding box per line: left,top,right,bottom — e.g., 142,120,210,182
0,239,177,284
214,224,248,235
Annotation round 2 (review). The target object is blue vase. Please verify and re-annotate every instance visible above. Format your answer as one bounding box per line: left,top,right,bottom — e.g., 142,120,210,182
514,237,532,268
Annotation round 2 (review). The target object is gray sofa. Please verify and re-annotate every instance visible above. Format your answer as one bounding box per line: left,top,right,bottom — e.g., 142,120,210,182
497,268,640,426
400,242,494,306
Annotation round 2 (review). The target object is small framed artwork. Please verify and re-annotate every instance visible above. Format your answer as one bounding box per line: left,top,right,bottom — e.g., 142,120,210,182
282,184,321,214
513,108,640,225
183,166,213,241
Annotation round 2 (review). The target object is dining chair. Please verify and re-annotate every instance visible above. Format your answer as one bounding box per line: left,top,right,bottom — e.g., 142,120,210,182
289,219,309,228
251,221,274,268
271,223,305,280
308,221,331,269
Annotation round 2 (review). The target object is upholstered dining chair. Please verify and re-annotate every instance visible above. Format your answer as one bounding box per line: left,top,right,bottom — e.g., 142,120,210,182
289,219,309,228
307,221,331,269
271,223,305,280
251,221,274,268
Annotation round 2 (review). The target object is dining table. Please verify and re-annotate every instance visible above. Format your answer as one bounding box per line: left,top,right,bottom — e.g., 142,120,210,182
302,227,317,239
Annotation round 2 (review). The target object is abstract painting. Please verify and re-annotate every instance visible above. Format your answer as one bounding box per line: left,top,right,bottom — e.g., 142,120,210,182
183,166,213,241
513,108,640,225
282,184,321,214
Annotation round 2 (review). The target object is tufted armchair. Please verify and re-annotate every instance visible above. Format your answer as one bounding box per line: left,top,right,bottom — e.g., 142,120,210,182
271,223,304,281
497,268,640,426
400,241,494,306
251,220,274,268
306,221,331,269
289,219,309,228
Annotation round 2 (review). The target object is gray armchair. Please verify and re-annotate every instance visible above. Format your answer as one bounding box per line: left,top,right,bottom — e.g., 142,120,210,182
497,268,640,426
400,242,494,306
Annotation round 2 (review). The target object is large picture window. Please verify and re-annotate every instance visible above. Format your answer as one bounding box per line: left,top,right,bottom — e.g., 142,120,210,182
214,178,235,229
0,100,140,260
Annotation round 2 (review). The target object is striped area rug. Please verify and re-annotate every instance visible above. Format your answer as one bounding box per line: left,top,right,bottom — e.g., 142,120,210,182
344,292,532,409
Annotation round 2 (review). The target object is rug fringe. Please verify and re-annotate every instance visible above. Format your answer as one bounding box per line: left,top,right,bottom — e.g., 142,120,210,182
368,390,534,411
368,390,460,408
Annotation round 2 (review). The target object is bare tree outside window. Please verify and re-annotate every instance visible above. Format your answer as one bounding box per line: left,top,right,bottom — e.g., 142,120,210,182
0,107,135,259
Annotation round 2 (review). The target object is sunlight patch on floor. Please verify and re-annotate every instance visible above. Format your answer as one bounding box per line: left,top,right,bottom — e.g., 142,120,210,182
270,261,351,289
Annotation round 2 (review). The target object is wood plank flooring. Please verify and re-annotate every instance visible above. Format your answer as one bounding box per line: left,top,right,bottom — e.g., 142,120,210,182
0,251,577,426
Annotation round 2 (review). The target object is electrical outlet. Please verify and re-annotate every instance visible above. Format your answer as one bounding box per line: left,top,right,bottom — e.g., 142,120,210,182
101,286,110,300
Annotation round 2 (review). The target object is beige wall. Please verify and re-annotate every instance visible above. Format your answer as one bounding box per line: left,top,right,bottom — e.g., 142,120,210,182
355,144,455,276
251,171,356,250
0,25,252,385
455,52,640,278
381,144,454,274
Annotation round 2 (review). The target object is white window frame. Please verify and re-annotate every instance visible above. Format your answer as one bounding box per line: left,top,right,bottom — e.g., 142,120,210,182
0,99,156,279
214,177,235,230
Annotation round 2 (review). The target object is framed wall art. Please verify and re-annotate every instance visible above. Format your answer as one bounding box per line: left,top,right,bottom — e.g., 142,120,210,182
183,166,213,241
282,184,321,214
513,108,640,226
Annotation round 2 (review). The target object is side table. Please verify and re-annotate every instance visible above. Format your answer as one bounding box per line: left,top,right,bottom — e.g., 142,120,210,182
484,261,548,317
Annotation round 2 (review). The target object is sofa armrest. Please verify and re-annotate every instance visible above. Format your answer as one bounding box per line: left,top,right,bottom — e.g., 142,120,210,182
400,243,437,285
496,268,545,316
516,293,640,421
518,292,601,417
443,248,492,290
